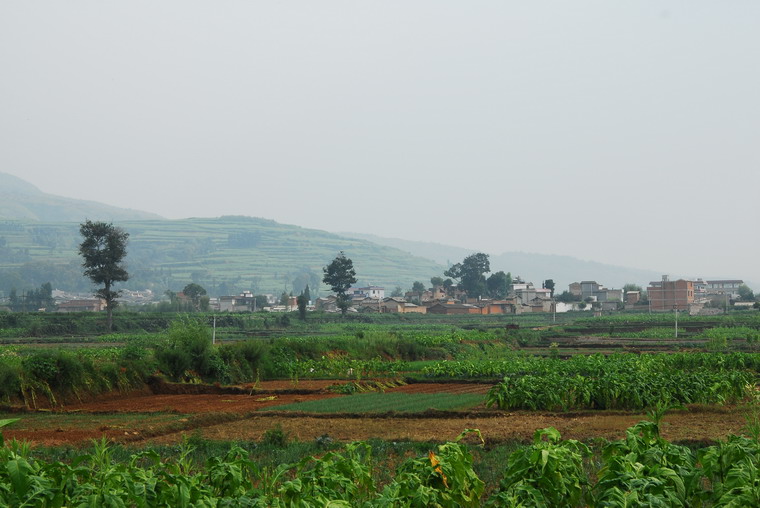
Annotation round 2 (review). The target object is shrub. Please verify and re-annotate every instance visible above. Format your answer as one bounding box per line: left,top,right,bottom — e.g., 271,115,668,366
155,318,216,381
262,424,289,447
0,362,20,400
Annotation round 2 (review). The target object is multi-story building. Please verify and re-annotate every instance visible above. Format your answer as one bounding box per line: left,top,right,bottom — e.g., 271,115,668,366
647,275,694,311
706,280,744,299
568,281,623,302
350,286,385,299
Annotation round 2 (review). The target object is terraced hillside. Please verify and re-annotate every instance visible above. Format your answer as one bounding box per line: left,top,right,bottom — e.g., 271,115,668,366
0,216,444,296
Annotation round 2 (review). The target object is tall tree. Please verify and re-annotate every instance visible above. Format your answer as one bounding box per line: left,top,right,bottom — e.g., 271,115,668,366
322,251,357,315
444,253,490,299
738,284,755,302
543,279,556,298
487,271,510,299
411,281,426,303
182,283,207,311
297,293,308,321
78,220,129,331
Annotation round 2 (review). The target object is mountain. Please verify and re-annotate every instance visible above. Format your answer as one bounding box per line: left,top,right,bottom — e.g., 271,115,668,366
0,216,445,297
340,233,665,291
0,172,163,222
0,172,669,297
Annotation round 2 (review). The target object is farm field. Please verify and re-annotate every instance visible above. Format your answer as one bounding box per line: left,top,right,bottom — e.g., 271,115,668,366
2,310,760,505
1,383,749,447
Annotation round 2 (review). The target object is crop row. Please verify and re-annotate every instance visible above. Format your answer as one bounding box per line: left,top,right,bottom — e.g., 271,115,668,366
3,419,760,507
422,352,760,378
486,368,752,411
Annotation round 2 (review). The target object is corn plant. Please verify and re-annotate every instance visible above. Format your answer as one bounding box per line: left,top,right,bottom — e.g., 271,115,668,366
485,427,591,507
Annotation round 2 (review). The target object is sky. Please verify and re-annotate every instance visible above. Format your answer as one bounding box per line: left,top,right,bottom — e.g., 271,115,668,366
1,1,759,284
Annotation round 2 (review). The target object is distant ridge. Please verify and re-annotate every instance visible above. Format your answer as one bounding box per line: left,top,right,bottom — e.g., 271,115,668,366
340,232,665,290
0,172,164,222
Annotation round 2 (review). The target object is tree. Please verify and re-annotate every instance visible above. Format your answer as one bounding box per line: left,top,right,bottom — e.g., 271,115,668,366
302,284,311,305
297,293,308,320
543,279,555,298
430,276,445,287
254,294,268,311
322,251,357,315
487,271,510,299
556,290,579,303
411,281,426,303
8,288,19,311
444,253,490,299
182,283,207,311
78,220,129,331
738,284,755,302
391,286,403,298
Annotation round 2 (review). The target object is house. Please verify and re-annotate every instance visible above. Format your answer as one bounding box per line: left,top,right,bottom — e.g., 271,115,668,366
528,297,554,313
569,281,623,303
426,302,480,315
647,275,694,311
217,291,258,312
56,299,106,313
356,297,382,313
379,297,427,314
315,296,339,312
706,280,744,299
380,297,406,313
476,299,520,315
350,286,385,299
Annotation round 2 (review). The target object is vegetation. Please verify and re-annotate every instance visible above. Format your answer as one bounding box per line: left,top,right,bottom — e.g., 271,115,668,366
322,251,358,315
78,220,130,331
265,392,485,413
4,419,760,506
0,217,444,298
444,252,491,299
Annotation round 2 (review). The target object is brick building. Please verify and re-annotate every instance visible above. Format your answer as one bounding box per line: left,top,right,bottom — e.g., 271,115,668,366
647,276,694,311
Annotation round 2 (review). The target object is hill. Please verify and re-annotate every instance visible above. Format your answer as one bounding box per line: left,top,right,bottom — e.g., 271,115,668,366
341,233,664,291
0,172,163,222
0,216,445,297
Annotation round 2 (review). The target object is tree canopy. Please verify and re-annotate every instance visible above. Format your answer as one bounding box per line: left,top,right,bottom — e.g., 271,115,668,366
322,251,357,315
78,220,129,331
486,271,511,299
543,279,555,298
444,253,490,299
738,284,755,302
182,283,208,311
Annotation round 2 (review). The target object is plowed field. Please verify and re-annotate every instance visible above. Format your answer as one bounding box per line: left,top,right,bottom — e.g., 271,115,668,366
0,380,748,447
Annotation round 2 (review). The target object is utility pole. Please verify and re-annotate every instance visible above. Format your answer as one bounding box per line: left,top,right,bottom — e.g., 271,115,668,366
674,306,678,338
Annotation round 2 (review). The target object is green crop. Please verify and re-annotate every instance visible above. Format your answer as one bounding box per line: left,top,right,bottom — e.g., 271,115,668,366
5,420,760,505
480,353,758,411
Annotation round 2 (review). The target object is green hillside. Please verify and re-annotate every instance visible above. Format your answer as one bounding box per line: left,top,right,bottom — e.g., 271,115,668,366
0,216,444,298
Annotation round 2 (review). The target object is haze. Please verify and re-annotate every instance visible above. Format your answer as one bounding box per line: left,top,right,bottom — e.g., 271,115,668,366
1,1,758,284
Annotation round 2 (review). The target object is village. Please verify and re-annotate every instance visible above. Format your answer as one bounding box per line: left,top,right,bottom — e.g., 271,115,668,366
204,276,753,316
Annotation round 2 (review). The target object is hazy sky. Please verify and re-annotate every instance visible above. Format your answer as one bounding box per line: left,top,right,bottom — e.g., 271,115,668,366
2,1,759,283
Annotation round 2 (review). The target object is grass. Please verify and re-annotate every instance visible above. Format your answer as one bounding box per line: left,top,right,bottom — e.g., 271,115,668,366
261,392,484,413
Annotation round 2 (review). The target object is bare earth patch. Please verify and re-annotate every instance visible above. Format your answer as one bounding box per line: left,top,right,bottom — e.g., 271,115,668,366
0,381,749,446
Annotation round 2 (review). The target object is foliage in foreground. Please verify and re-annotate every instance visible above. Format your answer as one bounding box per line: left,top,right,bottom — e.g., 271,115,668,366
424,353,759,411
5,420,760,506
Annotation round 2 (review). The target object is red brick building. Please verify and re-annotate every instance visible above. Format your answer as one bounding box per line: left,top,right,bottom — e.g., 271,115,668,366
647,276,694,311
